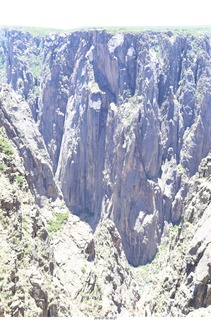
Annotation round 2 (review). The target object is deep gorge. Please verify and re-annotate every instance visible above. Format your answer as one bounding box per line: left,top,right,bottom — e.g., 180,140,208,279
0,27,211,316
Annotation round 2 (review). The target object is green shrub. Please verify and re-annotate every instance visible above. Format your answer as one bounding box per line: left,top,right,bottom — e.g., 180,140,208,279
47,211,69,233
0,134,14,156
24,242,31,256
16,174,25,188
28,56,42,79
177,163,185,173
81,265,86,274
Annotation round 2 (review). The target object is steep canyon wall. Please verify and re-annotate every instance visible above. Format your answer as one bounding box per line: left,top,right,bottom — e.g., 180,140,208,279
0,28,211,266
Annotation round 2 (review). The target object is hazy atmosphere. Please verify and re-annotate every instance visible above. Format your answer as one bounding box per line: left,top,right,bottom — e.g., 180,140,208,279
0,0,211,317
0,0,210,29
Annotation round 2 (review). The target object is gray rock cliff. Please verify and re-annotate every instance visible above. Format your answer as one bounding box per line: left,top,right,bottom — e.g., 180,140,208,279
0,84,59,204
0,86,139,316
137,153,211,316
38,30,210,265
1,28,211,266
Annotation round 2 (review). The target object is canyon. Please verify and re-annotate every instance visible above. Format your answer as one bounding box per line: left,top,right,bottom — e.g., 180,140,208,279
0,26,211,316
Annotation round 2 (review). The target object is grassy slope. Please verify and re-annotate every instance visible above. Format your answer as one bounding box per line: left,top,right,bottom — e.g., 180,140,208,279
0,25,63,36
1,25,211,36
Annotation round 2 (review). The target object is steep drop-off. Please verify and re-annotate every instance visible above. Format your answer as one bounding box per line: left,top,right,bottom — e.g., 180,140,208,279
0,85,140,316
1,28,211,266
0,26,211,316
138,153,211,316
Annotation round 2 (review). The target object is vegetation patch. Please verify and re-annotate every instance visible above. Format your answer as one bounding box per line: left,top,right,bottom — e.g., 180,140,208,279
23,241,31,257
15,174,25,188
177,163,185,173
0,132,14,156
47,211,69,233
28,54,42,79
79,26,211,36
130,224,179,290
4,26,63,37
81,265,86,274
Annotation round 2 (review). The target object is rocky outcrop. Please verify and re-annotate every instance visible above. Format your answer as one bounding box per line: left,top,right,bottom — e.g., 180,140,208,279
137,153,211,316
0,84,58,204
0,93,141,316
0,128,58,316
79,219,140,316
0,28,41,120
51,217,140,317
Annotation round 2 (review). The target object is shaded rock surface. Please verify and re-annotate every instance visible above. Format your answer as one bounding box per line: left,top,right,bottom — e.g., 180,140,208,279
49,30,211,265
0,84,59,204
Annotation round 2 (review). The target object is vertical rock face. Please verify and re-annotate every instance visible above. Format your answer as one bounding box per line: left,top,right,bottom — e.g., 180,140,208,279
55,30,211,265
139,153,211,316
0,28,211,266
0,125,59,316
0,84,59,204
0,29,41,120
0,85,137,316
